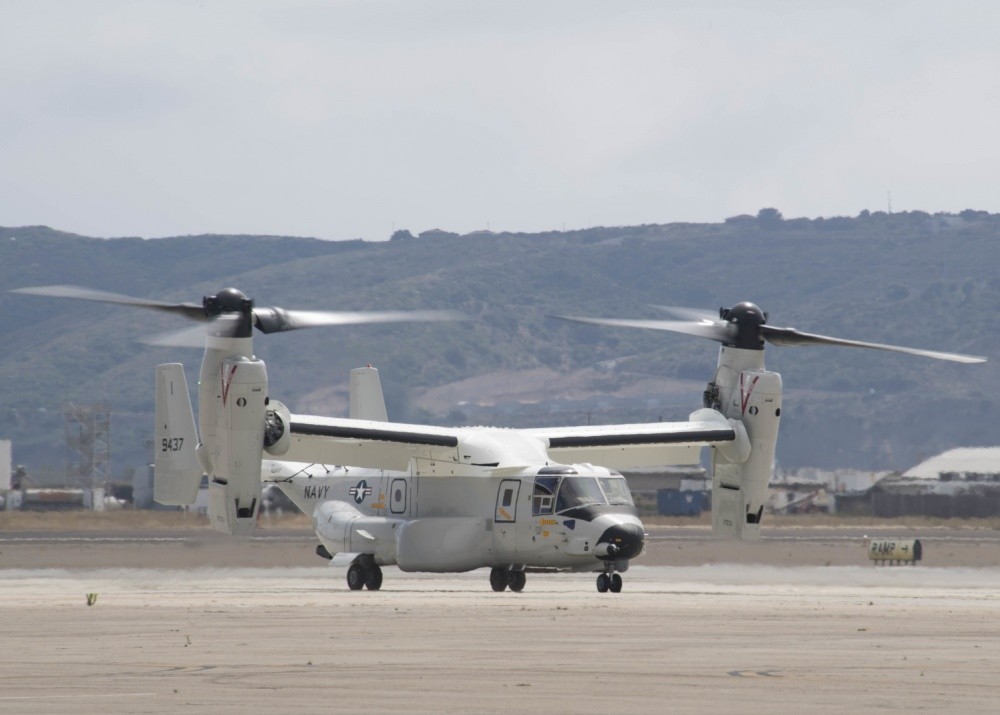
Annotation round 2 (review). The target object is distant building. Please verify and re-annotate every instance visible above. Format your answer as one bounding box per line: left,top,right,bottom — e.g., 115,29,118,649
865,447,1000,518
770,468,889,515
621,467,708,516
903,447,1000,480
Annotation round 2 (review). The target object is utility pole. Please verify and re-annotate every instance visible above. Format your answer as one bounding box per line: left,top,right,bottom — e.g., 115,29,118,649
64,402,111,489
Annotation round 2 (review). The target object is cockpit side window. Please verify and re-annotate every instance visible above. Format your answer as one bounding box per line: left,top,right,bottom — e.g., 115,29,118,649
598,476,635,507
532,476,559,516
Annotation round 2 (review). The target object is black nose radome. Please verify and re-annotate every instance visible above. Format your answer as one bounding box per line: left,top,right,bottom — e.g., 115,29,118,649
597,523,645,560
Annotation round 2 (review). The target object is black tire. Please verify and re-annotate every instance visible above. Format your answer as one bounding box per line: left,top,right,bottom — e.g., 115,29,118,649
490,567,508,592
347,562,366,591
508,570,526,592
596,573,610,593
609,573,623,593
365,564,383,591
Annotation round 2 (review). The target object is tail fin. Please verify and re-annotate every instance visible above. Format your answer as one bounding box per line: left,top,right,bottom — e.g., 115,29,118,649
349,366,388,421
153,364,203,505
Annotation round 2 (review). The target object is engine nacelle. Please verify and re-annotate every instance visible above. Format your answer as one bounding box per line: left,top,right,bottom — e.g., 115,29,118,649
208,356,267,536
395,518,489,572
707,353,782,540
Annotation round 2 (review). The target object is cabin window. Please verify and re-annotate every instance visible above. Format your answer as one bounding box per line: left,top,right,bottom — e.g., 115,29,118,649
502,488,514,508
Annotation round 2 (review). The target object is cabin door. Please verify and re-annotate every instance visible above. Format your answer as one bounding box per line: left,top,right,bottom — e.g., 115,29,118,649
493,479,521,559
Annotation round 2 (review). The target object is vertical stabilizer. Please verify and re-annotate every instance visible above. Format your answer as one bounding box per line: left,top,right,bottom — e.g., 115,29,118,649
350,366,388,422
153,364,203,505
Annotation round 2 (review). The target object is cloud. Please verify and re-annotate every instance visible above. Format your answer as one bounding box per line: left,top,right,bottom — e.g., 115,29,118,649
2,1,999,239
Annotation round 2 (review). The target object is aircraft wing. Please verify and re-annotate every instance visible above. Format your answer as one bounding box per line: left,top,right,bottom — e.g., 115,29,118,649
283,410,741,472
286,414,462,471
522,418,738,468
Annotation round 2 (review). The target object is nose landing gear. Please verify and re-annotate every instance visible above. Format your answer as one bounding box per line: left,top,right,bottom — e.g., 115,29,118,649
595,540,626,593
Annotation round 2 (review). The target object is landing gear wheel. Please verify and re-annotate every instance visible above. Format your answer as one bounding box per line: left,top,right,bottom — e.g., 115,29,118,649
609,573,623,593
365,564,383,591
596,573,610,593
490,567,509,592
347,563,366,591
508,570,526,592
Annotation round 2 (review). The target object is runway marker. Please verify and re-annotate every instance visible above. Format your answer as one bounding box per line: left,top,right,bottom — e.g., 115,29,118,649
0,692,156,701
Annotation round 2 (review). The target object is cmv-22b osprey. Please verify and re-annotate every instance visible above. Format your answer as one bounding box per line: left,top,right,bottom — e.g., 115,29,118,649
14,286,985,593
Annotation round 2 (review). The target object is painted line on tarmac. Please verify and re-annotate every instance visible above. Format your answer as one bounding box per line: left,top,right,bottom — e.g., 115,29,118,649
647,534,1000,543
0,692,156,701
646,534,870,543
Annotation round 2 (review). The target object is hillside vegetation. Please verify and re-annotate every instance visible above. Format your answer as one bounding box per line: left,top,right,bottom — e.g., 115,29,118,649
0,210,995,478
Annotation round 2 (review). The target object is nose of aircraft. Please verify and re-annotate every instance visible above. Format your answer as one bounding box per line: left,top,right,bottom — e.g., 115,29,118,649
597,522,645,560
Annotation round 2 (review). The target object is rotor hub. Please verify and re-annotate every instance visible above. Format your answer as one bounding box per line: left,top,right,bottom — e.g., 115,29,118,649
204,288,253,316
721,302,767,350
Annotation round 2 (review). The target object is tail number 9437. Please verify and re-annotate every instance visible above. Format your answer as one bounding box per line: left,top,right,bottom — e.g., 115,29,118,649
161,437,185,452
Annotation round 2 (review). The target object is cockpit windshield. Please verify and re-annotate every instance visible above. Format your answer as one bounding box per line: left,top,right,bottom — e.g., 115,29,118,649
555,476,606,512
532,474,635,516
598,476,635,506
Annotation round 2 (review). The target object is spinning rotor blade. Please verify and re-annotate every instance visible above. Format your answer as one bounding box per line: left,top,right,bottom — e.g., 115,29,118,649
11,285,206,320
252,307,467,334
650,305,719,322
13,284,468,342
555,301,986,364
142,316,246,347
761,326,986,364
551,315,733,343
142,324,215,348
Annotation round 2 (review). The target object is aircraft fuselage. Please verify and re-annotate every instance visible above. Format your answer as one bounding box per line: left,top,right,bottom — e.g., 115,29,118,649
266,461,644,575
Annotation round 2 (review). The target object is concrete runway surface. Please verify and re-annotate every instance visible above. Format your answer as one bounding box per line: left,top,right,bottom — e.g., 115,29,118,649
1,557,999,713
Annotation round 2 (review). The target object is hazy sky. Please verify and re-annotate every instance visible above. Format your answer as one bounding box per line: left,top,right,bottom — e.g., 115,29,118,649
2,1,999,240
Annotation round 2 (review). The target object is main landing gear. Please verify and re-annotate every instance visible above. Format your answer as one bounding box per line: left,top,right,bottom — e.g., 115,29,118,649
490,566,526,592
347,555,383,591
596,567,623,593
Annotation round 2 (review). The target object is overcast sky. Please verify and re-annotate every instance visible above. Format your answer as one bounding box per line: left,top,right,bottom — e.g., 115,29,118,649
2,1,999,241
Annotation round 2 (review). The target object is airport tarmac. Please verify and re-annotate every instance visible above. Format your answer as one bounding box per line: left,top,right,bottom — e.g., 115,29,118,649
1,528,999,713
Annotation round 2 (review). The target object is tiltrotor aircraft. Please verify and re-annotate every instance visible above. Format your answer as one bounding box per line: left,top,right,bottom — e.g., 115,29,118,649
14,286,985,593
